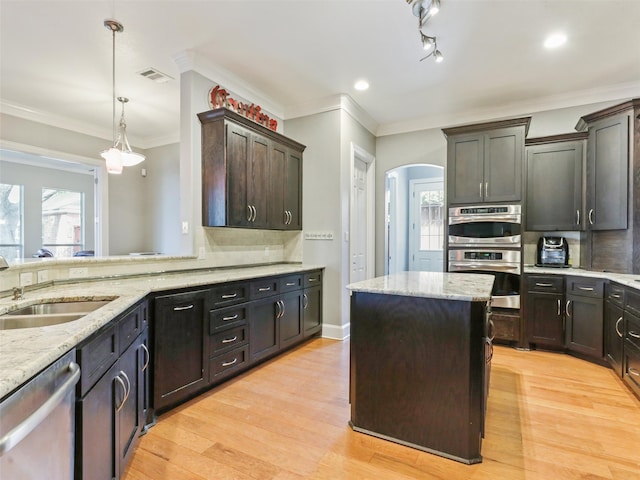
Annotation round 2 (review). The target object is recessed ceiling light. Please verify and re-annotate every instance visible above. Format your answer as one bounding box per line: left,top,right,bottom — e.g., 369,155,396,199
544,33,567,49
354,80,369,91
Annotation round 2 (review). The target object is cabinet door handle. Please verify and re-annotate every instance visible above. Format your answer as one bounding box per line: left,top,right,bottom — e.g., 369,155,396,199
140,343,150,371
247,205,252,222
222,358,238,367
576,209,580,225
588,208,594,225
557,299,561,316
275,300,282,319
578,286,594,292
114,374,126,412
222,336,238,344
303,293,308,309
485,182,488,198
629,330,640,339
629,368,640,377
536,282,553,287
222,314,238,321
252,205,257,222
565,300,571,317
173,304,194,311
221,293,238,299
258,287,271,292
488,318,495,341
615,317,623,338
279,300,285,318
479,183,483,198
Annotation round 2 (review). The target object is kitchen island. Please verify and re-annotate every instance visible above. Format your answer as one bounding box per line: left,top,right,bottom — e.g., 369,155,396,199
347,271,494,464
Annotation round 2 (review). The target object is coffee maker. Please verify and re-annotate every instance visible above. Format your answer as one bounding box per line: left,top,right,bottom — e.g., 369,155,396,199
536,236,569,267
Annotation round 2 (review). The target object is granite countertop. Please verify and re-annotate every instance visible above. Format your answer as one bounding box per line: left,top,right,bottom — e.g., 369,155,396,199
347,271,494,302
0,263,323,400
524,265,640,289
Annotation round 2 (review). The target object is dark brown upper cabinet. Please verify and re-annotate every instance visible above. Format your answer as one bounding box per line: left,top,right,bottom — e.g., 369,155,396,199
443,117,530,206
198,108,305,230
525,133,587,231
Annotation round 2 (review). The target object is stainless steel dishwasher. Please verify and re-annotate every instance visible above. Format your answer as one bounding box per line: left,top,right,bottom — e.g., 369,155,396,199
0,349,80,479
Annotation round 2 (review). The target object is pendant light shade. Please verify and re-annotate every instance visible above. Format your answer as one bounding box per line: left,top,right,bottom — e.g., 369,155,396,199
101,19,145,174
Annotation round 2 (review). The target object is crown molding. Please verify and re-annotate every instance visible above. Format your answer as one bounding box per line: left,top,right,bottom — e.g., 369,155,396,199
376,81,640,137
173,49,284,120
284,94,379,135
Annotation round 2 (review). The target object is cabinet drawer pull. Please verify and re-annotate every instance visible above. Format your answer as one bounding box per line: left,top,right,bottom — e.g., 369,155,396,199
222,358,238,367
285,282,296,286
615,317,623,338
578,286,594,291
258,287,271,292
222,336,238,344
222,314,238,321
221,293,238,299
629,368,640,377
629,330,640,339
308,278,317,282
173,304,194,311
536,282,553,287
611,294,622,299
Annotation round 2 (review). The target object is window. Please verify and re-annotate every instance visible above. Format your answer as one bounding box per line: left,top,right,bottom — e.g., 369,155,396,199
0,183,23,260
419,188,444,250
41,188,84,257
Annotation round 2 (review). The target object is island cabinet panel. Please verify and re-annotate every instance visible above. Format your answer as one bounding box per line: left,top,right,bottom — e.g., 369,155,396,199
349,292,486,464
153,289,210,413
199,107,305,230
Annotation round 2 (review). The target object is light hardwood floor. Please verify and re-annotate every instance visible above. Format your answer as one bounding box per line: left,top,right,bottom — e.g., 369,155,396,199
123,338,640,480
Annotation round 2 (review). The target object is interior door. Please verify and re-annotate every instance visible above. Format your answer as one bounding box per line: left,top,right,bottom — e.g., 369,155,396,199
409,178,444,272
351,158,367,283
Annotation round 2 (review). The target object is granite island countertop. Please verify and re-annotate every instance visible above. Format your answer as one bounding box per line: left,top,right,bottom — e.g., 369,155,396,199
347,271,494,302
0,263,323,399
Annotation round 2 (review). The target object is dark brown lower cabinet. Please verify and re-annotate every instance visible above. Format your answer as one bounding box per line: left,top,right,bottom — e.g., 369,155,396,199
525,275,565,350
76,327,148,480
605,300,624,377
565,293,604,360
303,284,322,337
153,289,209,413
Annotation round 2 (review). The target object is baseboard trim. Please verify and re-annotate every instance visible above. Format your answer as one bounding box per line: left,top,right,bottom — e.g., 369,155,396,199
322,322,350,340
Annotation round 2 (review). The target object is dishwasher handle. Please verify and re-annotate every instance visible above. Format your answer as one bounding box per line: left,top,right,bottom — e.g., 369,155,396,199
0,361,80,456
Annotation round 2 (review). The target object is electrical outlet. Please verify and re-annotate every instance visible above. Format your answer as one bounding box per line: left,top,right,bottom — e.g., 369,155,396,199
37,270,49,283
20,272,33,286
69,267,89,279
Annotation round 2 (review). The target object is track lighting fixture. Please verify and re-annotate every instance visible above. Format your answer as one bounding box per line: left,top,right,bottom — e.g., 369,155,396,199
408,0,444,63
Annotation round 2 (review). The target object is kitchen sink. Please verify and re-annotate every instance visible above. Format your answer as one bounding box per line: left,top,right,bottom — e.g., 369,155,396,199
0,299,114,330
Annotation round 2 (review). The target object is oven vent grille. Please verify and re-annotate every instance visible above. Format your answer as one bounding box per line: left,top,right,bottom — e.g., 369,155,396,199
137,68,173,84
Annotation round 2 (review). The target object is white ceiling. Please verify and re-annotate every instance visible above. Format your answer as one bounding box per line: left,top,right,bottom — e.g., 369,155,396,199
1,0,640,149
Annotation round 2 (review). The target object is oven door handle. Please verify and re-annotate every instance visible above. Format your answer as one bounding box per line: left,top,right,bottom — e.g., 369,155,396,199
449,262,520,273
448,214,521,225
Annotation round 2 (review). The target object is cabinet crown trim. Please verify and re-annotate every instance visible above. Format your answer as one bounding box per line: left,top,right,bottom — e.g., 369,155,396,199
525,131,588,146
442,116,531,138
575,98,640,132
198,107,306,151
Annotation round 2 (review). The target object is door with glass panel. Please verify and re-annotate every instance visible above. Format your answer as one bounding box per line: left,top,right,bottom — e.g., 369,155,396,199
409,178,444,272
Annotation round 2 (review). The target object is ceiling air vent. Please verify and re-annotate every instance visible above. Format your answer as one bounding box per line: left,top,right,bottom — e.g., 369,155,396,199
137,68,173,84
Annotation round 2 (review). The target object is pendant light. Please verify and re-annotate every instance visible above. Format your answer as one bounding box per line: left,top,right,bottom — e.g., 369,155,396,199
100,19,145,174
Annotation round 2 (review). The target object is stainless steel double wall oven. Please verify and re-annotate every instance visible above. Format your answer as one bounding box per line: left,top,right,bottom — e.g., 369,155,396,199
447,204,522,309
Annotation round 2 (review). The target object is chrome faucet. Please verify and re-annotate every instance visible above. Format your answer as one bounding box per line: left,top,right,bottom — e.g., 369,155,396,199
12,286,24,301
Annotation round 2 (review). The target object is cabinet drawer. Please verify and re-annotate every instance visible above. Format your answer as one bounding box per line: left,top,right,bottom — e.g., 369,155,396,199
118,304,143,354
209,304,248,333
280,274,303,293
304,270,322,288
625,288,640,317
210,325,248,355
526,275,563,293
211,283,249,307
210,346,249,381
77,324,118,397
250,278,279,299
566,277,604,298
490,310,520,342
626,311,640,350
606,283,625,307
